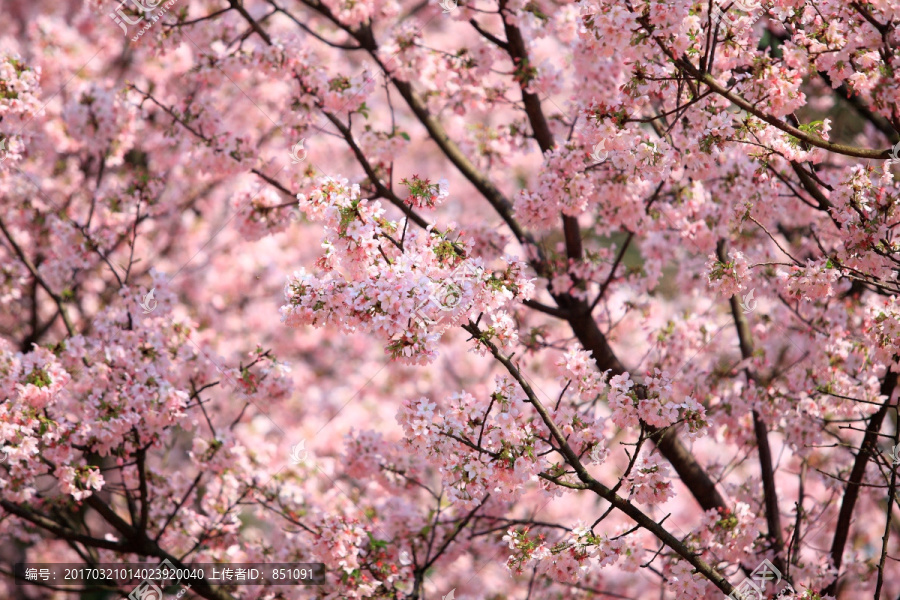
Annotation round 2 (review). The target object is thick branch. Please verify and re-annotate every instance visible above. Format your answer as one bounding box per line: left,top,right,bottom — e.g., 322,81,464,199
0,500,127,552
498,1,583,263
717,242,786,570
875,425,899,600
824,368,899,596
678,60,889,159
562,294,729,512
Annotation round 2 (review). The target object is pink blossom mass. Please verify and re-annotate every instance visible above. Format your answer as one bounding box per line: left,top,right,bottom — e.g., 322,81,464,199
2,0,900,599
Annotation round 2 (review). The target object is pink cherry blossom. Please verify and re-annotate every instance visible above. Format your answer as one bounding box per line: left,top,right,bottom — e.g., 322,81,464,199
2,1,900,599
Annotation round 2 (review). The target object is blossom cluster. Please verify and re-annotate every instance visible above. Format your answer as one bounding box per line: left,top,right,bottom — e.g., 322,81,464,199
502,523,644,584
4,0,900,597
607,370,707,437
0,52,42,167
397,377,550,506
281,177,533,364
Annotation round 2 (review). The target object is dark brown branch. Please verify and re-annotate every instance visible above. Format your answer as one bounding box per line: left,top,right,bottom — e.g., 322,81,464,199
469,19,509,51
498,0,583,264
522,299,574,319
0,501,127,552
717,242,786,572
228,0,272,44
875,424,899,600
790,162,834,215
824,368,899,596
321,111,429,229
266,0,362,49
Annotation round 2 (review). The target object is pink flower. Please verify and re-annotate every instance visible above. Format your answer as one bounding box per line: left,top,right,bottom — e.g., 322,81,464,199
626,453,674,505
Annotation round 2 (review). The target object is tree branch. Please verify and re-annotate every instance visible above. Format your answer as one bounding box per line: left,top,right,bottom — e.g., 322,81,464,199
463,322,736,595
824,368,899,596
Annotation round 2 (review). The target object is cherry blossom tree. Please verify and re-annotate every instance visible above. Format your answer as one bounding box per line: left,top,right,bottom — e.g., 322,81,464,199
1,0,900,599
